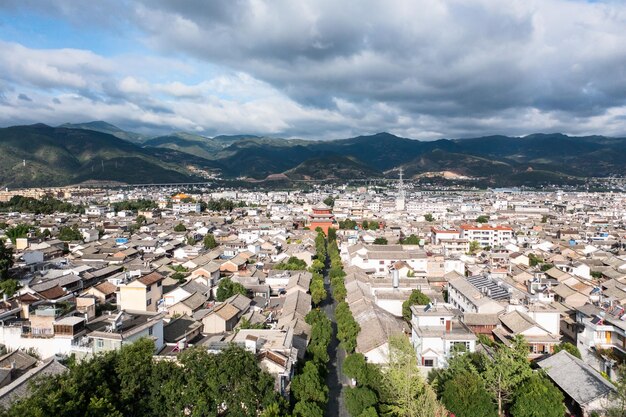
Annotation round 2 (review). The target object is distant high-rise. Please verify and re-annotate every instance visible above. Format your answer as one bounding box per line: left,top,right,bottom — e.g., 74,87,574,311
396,168,405,211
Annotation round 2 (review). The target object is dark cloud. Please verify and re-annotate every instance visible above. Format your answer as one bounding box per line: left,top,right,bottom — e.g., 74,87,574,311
2,0,626,138
17,93,31,101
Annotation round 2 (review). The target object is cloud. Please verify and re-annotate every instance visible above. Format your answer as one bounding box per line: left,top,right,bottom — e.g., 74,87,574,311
1,0,626,139
17,93,31,102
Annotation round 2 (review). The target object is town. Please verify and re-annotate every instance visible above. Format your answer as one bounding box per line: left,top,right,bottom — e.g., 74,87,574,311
0,179,624,417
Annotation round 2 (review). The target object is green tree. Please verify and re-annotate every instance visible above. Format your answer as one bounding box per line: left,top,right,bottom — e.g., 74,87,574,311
58,225,82,241
0,239,14,280
291,361,328,403
553,342,582,359
476,215,490,223
345,387,378,417
368,221,380,230
203,233,218,250
441,371,497,417
275,256,308,271
340,219,358,230
469,240,481,253
0,279,21,297
173,223,187,232
216,277,248,301
361,220,369,229
424,213,434,222
327,227,337,242
509,374,565,417
379,335,447,417
293,401,324,417
5,224,30,244
402,290,431,321
400,234,421,244
310,275,327,306
373,237,388,245
135,215,147,225
323,196,335,207
483,336,533,416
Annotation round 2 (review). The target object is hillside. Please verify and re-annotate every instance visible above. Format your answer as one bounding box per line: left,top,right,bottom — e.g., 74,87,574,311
59,121,147,144
4,122,626,187
0,124,216,187
284,155,381,180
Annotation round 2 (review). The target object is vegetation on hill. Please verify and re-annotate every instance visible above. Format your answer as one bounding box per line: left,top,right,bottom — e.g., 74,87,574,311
0,196,83,214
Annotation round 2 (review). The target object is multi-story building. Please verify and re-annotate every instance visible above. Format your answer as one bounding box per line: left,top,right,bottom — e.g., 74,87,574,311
410,304,476,369
117,272,164,312
459,224,513,247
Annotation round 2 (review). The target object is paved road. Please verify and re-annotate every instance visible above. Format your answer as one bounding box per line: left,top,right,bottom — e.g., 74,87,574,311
322,273,349,417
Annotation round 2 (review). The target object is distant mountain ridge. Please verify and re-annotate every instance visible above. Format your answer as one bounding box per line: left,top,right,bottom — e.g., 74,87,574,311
0,121,624,187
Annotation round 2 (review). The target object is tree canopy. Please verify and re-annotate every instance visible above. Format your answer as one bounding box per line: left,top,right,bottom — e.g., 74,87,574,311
216,277,248,301
401,290,430,321
0,339,284,417
509,374,565,417
0,239,14,280
203,233,218,250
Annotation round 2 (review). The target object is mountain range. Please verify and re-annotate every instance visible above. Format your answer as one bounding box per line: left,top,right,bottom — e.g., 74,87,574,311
1,121,625,188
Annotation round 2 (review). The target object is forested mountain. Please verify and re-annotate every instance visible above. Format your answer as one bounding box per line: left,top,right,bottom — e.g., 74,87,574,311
2,121,625,187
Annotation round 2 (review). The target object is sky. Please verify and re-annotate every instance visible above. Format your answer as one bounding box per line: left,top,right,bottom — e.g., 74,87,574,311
1,0,626,140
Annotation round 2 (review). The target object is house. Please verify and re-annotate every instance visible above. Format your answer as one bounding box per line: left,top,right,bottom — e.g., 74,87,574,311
72,310,165,358
493,307,561,356
447,275,505,314
410,304,477,370
117,272,164,312
167,292,207,317
538,350,615,417
82,281,117,304
202,303,241,334
0,359,67,409
459,224,513,247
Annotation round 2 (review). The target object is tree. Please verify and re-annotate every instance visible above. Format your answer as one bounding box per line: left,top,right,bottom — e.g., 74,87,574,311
368,221,380,231
380,335,447,417
5,224,29,244
203,233,218,250
553,342,581,359
58,225,82,242
441,371,497,417
293,401,324,417
469,240,481,253
402,290,430,321
323,196,335,207
327,227,337,242
291,361,328,403
216,277,248,301
275,256,308,271
173,223,187,232
400,234,420,245
476,215,490,224
424,213,434,222
373,237,388,245
345,387,377,417
528,253,541,267
340,219,358,230
135,215,147,225
310,276,327,306
483,336,533,416
0,279,21,297
0,239,14,280
509,374,565,417
361,220,369,229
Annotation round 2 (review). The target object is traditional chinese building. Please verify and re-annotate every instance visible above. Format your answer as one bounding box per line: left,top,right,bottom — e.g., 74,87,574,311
308,202,336,235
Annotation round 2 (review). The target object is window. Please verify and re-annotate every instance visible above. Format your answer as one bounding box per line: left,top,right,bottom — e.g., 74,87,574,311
424,359,434,367
96,339,104,348
146,284,152,292
439,318,445,325
148,326,153,336
147,298,152,306
379,260,384,265
157,281,162,287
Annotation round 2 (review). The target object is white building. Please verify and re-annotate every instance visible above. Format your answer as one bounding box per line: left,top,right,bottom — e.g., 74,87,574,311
410,304,477,370
459,224,513,248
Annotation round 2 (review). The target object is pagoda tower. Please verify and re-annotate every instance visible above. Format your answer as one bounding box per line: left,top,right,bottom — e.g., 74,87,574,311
308,201,336,234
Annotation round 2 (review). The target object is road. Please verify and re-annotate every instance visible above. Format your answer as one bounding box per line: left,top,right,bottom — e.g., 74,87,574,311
322,271,350,417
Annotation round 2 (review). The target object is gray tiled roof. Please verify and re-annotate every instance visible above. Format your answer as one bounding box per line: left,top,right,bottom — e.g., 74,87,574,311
538,350,615,406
